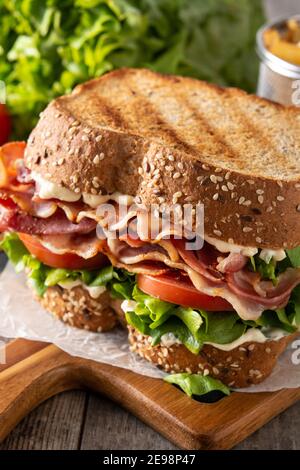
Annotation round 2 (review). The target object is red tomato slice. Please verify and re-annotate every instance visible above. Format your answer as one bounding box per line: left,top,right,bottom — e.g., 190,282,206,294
19,233,108,270
137,272,233,311
0,141,26,186
0,105,11,145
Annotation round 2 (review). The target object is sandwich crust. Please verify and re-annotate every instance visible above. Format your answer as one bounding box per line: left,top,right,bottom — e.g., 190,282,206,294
128,326,296,388
37,285,117,332
25,68,300,249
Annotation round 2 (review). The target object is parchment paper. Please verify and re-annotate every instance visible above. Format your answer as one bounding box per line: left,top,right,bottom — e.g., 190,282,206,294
0,264,299,392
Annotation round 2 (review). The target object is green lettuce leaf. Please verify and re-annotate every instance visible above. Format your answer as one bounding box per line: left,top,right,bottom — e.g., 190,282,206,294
199,311,246,344
286,247,300,268
164,373,230,397
250,255,277,283
0,233,28,272
0,233,124,296
150,317,202,354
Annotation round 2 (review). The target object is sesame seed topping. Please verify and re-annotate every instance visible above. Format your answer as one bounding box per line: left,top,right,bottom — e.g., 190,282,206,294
213,229,222,237
93,155,100,164
239,196,245,205
210,175,217,184
276,195,284,201
225,172,230,180
168,154,175,161
212,193,219,200
165,165,174,172
95,135,103,142
277,181,283,188
202,164,209,171
227,182,234,190
221,185,228,192
81,135,89,141
256,236,262,243
243,226,252,233
173,172,181,179
57,157,65,166
203,369,210,376
177,162,184,170
258,195,264,204
71,175,79,183
256,189,264,195
74,187,80,193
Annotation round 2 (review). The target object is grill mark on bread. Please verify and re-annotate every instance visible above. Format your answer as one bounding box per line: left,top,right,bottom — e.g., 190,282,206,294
123,75,198,155
92,95,128,129
230,99,292,168
177,96,239,162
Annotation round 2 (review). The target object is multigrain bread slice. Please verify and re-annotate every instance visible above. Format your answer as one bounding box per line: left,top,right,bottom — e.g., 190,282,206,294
128,326,296,388
25,68,300,249
36,285,118,332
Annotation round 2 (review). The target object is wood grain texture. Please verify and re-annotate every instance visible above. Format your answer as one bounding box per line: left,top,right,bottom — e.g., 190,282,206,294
1,390,300,450
0,339,299,450
80,393,177,450
0,391,87,450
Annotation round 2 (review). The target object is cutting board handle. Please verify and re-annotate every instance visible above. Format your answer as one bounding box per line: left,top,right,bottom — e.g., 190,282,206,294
0,344,80,441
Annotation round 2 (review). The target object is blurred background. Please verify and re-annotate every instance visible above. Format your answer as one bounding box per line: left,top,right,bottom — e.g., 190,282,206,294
0,0,298,139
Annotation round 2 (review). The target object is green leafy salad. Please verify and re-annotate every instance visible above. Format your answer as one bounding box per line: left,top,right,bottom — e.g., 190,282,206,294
1,232,300,398
0,0,264,138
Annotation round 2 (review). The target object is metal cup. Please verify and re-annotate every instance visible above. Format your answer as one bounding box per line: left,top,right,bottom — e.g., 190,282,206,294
256,15,300,106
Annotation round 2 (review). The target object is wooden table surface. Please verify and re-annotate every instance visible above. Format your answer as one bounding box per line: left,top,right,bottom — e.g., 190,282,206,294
1,0,300,451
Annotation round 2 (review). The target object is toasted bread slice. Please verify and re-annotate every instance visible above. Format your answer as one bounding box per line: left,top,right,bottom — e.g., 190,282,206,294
128,327,297,388
36,285,118,332
25,68,300,249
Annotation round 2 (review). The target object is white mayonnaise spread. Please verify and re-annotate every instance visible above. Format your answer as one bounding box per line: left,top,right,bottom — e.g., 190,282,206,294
83,192,134,208
58,279,106,299
205,235,258,257
32,172,81,202
160,327,287,351
160,332,182,347
32,172,134,206
259,249,286,263
121,300,138,313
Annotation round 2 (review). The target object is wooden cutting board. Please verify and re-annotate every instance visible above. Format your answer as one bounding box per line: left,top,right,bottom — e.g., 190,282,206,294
0,338,300,450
